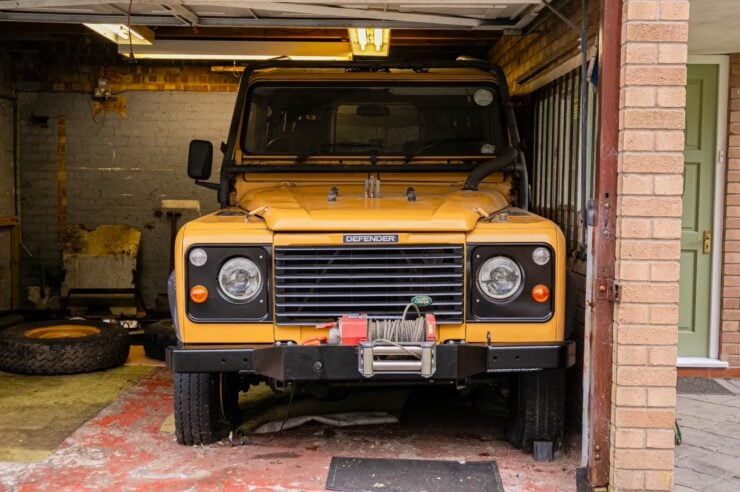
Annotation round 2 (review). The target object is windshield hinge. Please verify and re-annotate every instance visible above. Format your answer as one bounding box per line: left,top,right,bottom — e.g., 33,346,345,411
365,176,381,198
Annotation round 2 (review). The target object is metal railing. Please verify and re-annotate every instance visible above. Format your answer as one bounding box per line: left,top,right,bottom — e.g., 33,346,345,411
530,68,597,254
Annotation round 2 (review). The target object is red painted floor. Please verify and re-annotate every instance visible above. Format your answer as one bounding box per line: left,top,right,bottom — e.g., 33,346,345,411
2,369,579,491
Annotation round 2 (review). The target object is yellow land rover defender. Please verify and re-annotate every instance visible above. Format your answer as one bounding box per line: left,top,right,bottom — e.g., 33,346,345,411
166,60,575,450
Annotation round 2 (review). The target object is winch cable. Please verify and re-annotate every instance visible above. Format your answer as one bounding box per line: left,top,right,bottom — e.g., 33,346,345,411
367,304,427,359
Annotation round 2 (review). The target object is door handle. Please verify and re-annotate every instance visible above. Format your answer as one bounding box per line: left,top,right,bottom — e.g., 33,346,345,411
703,230,712,254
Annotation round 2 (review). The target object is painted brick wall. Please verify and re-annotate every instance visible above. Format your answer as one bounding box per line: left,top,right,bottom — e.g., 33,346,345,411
0,98,13,311
3,36,238,94
719,53,740,367
0,46,15,310
489,0,601,96
0,36,239,309
18,91,235,308
611,0,689,489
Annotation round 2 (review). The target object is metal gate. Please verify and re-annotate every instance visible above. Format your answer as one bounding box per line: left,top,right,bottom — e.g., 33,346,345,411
530,67,598,254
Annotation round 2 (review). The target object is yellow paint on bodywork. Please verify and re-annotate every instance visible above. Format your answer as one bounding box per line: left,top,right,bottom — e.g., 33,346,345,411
175,205,565,345
175,66,566,346
466,217,567,342
237,181,509,232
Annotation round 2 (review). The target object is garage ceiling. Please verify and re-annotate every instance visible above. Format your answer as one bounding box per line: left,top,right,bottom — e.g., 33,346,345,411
0,0,546,31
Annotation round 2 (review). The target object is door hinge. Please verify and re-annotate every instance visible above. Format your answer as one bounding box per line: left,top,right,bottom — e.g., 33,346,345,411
595,278,620,303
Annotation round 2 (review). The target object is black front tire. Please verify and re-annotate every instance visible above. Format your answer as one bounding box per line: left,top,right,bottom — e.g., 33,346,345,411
174,372,240,445
507,369,566,452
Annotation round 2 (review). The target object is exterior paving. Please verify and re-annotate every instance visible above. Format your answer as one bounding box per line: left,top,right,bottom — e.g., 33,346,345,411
674,379,740,491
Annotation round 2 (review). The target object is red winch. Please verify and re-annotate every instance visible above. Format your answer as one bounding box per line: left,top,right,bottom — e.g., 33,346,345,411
318,311,438,346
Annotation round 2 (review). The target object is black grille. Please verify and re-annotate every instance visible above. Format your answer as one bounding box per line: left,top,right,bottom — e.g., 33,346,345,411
274,245,464,325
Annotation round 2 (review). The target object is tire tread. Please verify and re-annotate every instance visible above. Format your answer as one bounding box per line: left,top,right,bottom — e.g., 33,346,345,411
0,321,130,375
507,369,566,452
174,372,238,446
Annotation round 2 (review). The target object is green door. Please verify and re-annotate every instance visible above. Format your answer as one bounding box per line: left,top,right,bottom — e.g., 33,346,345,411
678,64,718,357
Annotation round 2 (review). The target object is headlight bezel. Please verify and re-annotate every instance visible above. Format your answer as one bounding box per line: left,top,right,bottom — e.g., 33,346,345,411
469,243,555,323
186,245,271,323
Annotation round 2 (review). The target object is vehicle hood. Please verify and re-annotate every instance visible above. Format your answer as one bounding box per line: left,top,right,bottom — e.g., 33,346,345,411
237,183,509,232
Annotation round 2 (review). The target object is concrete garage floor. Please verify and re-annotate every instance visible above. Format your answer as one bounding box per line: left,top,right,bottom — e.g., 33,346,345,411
0,360,580,491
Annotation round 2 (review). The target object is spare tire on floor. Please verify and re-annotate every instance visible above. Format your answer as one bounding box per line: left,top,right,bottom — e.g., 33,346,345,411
0,320,130,375
0,313,25,332
143,319,177,361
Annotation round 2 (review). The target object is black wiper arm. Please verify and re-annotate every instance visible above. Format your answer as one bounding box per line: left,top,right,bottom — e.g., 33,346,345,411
295,142,382,164
404,136,481,163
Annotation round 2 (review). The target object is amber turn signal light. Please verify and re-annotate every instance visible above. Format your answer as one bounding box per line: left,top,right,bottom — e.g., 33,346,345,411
532,284,550,303
190,285,209,304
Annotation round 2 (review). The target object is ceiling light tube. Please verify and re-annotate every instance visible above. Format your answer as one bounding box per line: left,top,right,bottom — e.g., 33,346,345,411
348,28,390,57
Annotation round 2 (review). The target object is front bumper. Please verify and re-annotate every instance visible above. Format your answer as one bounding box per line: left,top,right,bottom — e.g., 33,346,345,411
166,341,576,381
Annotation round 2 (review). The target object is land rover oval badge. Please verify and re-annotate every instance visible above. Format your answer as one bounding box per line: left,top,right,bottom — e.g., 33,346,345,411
411,295,433,307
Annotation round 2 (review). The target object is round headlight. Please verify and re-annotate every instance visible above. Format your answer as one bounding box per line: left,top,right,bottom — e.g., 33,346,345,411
532,247,551,266
189,248,208,267
218,257,263,302
477,256,523,300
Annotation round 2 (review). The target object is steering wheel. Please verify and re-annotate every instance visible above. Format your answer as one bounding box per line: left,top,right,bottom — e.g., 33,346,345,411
264,135,312,151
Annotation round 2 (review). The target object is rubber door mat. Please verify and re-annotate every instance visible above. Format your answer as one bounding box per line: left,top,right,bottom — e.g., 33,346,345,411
677,378,733,395
326,456,505,492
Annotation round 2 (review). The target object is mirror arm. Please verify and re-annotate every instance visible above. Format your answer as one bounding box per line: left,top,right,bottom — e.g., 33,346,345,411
195,180,220,190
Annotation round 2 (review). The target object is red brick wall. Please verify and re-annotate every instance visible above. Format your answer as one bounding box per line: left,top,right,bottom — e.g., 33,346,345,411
720,53,740,367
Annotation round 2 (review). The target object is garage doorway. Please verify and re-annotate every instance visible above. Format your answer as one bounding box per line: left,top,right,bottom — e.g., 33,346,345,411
678,56,729,366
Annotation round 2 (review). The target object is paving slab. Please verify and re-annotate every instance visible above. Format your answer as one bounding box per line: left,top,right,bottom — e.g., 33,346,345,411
674,379,740,491
674,486,697,492
678,427,740,456
673,466,724,490
675,412,723,431
675,397,740,423
711,478,740,492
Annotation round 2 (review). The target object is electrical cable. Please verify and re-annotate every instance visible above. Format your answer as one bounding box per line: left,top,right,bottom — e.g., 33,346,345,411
278,383,297,432
127,0,136,64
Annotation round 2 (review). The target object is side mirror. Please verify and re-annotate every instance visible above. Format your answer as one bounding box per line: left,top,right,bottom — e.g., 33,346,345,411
188,139,213,180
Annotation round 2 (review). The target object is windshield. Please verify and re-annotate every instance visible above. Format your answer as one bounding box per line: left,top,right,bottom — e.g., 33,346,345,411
242,84,507,159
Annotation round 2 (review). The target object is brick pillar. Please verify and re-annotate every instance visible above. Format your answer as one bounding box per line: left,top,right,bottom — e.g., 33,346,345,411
720,54,740,367
612,0,689,489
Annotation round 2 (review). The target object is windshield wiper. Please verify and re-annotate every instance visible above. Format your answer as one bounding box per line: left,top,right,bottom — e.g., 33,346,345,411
295,142,383,164
404,136,482,163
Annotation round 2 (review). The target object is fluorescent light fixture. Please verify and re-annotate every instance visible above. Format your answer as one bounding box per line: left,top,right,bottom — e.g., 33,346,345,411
349,28,390,57
84,23,154,45
118,40,352,61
